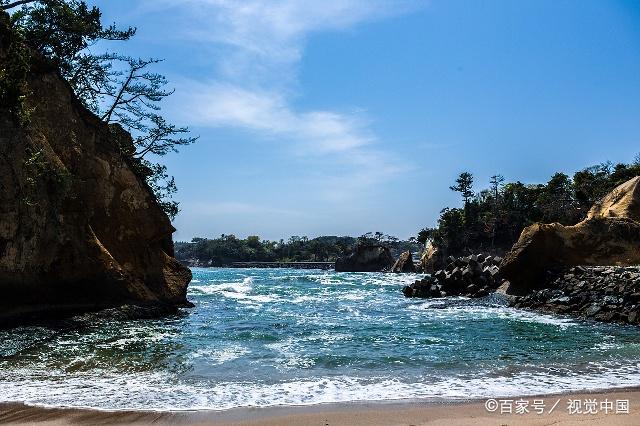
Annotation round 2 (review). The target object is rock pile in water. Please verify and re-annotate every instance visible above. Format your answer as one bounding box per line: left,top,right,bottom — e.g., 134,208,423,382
403,254,502,298
510,266,640,324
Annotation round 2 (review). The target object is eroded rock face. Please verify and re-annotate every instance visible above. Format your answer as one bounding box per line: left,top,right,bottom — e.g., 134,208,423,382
0,21,191,324
418,242,444,273
587,176,640,221
391,250,416,273
500,176,640,295
335,245,395,272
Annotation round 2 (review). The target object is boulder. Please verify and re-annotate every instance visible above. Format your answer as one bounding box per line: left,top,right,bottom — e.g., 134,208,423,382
500,176,640,295
0,17,191,325
418,241,443,272
335,245,395,272
392,250,416,273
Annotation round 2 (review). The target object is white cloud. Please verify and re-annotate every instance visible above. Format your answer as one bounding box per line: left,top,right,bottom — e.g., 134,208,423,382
140,0,419,198
170,81,373,155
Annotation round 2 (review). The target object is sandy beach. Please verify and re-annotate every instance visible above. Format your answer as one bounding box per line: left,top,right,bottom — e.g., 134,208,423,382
1,388,639,425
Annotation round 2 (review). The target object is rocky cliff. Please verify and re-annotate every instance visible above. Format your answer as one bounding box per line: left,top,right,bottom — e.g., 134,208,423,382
0,16,191,324
500,176,640,294
335,245,395,272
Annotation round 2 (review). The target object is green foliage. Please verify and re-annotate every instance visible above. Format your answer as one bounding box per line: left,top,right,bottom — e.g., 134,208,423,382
450,172,474,206
0,11,32,123
7,0,135,110
356,231,399,247
3,0,195,220
175,234,421,266
22,147,72,207
420,157,640,256
125,155,178,220
99,57,197,159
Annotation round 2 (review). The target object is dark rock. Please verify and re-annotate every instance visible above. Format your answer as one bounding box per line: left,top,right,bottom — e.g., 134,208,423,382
0,18,191,326
434,270,447,282
335,245,395,272
507,265,640,324
391,250,416,273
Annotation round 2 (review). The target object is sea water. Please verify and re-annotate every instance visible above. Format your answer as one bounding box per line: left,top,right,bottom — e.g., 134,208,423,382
1,267,640,410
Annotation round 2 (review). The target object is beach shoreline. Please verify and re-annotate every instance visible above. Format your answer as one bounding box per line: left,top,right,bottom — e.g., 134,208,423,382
2,387,640,425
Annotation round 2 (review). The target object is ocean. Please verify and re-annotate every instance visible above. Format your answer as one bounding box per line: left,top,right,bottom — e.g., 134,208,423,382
1,267,640,411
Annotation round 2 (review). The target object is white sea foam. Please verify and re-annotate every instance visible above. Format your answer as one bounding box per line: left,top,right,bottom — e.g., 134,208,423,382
3,268,638,412
407,303,576,328
2,362,640,411
189,345,249,364
189,277,254,296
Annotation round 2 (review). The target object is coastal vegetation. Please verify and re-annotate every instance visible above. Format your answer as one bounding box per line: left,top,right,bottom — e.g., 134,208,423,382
175,233,420,266
418,156,640,257
0,0,195,218
0,1,192,323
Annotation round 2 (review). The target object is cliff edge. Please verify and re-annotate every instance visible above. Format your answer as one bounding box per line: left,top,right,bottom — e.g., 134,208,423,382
0,15,191,324
500,176,640,294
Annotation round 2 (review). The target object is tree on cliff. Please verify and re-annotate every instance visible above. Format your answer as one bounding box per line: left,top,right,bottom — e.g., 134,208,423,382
418,155,640,258
1,0,195,219
450,172,474,208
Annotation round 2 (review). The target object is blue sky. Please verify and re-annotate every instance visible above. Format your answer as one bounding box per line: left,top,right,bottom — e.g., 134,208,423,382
93,0,640,241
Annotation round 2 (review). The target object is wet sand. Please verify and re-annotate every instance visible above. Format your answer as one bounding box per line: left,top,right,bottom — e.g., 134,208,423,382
1,388,639,425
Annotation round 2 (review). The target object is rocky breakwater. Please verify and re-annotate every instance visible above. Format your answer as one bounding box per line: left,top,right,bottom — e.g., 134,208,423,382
403,254,502,298
0,15,191,325
510,266,640,324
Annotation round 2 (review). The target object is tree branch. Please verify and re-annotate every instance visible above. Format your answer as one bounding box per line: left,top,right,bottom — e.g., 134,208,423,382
1,0,38,10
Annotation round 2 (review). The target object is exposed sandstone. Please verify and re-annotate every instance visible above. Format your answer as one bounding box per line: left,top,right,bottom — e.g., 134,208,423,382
0,17,191,324
418,242,443,273
391,250,416,273
500,176,640,295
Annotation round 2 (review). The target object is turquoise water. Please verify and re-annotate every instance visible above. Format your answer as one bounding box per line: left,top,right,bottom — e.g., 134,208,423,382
1,267,640,410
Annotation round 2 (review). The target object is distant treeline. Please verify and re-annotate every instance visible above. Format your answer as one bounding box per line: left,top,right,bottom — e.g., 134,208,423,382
175,232,421,266
419,155,640,257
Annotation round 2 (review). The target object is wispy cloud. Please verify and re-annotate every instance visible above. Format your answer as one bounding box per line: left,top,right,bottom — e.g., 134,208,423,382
170,81,374,155
141,0,420,198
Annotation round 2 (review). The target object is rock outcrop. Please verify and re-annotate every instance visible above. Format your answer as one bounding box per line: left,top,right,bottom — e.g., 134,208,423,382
0,16,191,324
391,250,416,273
500,176,640,295
335,245,395,272
418,242,444,273
510,266,640,324
403,254,502,298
